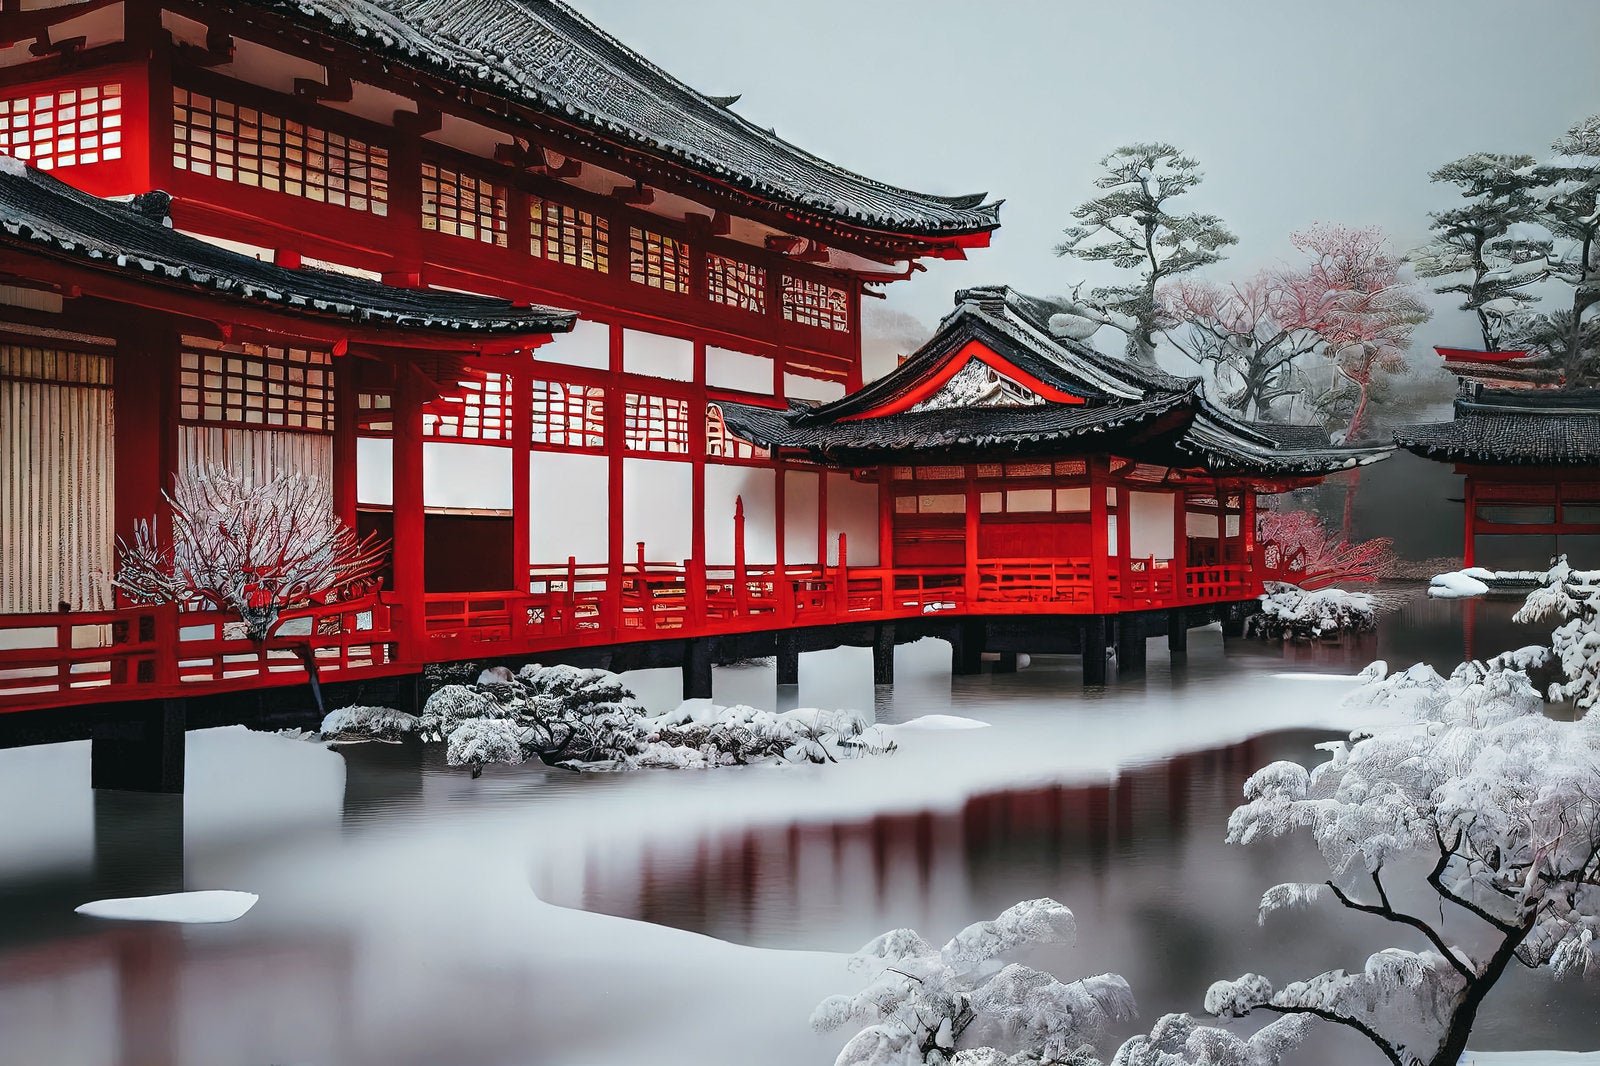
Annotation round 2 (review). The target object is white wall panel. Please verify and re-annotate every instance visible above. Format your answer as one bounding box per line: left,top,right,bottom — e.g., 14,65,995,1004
826,473,879,566
705,464,776,565
531,452,608,564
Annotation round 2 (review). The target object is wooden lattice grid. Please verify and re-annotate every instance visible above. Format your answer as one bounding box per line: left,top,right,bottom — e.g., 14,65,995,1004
624,391,691,454
178,340,334,432
172,88,387,214
530,199,608,272
628,227,690,293
422,162,507,246
424,372,513,442
530,379,606,449
0,82,122,171
780,275,849,332
705,253,766,313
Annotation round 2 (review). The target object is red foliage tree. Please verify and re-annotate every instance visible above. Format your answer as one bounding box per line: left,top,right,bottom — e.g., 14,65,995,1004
1257,508,1396,590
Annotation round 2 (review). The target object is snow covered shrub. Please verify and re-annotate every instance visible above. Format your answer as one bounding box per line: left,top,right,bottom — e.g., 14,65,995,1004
1112,1011,1314,1066
422,684,511,734
1210,656,1600,1066
1246,582,1378,640
318,705,420,742
1514,557,1600,709
813,899,1134,1066
445,718,525,776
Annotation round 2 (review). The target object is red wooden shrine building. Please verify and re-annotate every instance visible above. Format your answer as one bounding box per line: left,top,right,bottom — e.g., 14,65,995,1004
1396,379,1600,570
0,0,1385,722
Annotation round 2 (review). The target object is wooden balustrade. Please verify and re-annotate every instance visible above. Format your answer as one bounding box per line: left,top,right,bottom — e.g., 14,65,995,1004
1,550,1265,714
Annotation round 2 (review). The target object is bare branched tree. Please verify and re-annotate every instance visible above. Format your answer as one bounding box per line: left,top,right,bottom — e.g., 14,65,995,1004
114,465,388,642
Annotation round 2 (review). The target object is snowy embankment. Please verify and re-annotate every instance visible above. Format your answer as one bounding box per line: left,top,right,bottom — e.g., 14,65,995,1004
1430,567,1546,598
1247,581,1380,640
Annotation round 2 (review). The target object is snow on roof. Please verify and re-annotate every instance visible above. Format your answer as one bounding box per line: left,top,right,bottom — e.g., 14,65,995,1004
1396,387,1600,466
0,160,576,337
232,0,1000,240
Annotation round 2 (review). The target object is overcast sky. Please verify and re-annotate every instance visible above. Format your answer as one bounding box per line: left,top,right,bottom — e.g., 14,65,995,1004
571,0,1600,362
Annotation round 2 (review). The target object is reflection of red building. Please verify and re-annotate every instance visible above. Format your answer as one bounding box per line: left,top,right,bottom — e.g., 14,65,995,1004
0,0,1382,732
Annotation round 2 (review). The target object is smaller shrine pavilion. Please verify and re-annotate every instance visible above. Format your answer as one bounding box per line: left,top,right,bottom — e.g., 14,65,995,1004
1396,381,1600,569
721,285,1390,675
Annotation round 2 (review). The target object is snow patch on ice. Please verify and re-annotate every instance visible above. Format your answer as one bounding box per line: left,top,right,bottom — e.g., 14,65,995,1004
1430,570,1490,598
882,714,992,731
76,890,258,923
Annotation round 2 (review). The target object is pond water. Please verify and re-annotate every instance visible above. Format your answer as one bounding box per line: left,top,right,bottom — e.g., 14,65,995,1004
0,587,1593,1066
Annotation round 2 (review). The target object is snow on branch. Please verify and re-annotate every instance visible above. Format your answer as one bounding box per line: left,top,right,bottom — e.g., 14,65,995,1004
113,464,387,642
815,899,1133,1066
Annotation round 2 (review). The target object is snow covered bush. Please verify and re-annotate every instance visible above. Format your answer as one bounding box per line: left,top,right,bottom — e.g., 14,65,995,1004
813,899,1135,1066
1210,655,1600,1066
1514,557,1600,709
1112,1011,1314,1066
323,665,891,776
318,705,420,742
1246,582,1378,640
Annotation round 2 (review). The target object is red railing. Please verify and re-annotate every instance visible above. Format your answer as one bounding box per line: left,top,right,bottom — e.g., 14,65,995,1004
1,548,1265,713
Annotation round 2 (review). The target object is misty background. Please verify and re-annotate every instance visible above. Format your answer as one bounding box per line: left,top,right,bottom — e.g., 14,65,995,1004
569,0,1600,563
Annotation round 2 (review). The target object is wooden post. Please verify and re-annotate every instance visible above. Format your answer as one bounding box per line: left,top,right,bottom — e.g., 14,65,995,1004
993,651,1018,674
113,322,178,594
964,468,980,606
1168,607,1188,656
1082,615,1109,686
392,362,427,659
682,638,712,700
952,619,984,676
510,368,532,599
872,623,895,686
1242,488,1258,595
878,469,894,573
1116,483,1132,606
776,630,800,687
606,324,625,636
332,355,358,530
733,494,749,616
1463,475,1477,569
1117,616,1147,676
1089,460,1110,614
1172,489,1188,606
92,698,186,793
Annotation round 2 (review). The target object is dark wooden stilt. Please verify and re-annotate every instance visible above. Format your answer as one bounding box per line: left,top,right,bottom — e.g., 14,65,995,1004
1082,615,1109,686
1117,618,1147,676
1168,607,1188,656
993,651,1018,673
952,620,984,676
776,631,800,686
92,698,186,793
682,639,713,700
872,624,895,686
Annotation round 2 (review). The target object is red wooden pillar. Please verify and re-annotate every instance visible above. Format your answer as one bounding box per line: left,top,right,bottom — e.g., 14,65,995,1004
878,469,894,573
690,340,707,620
606,325,625,632
113,321,178,592
817,469,829,565
1172,489,1188,604
331,356,358,530
963,467,980,605
392,362,427,658
1242,489,1258,593
1463,474,1477,568
1115,482,1131,604
510,367,532,594
1089,459,1110,614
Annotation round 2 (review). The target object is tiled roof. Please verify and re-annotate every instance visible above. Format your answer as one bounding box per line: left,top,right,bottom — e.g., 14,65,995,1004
722,285,1392,475
0,160,575,336
1396,387,1600,465
234,0,1001,239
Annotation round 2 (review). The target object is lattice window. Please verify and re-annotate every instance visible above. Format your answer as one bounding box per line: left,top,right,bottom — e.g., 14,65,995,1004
531,199,608,272
1055,460,1088,476
422,163,507,246
915,465,966,480
356,389,393,434
1004,462,1053,478
706,405,762,460
624,392,690,454
893,493,966,515
425,373,512,442
531,379,605,449
179,341,334,431
706,254,766,313
172,88,387,214
629,227,690,293
0,82,122,171
781,275,850,332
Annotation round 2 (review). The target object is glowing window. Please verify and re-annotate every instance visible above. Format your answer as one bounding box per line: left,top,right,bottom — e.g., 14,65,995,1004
780,275,850,332
172,88,387,214
628,227,690,293
422,163,507,246
706,254,766,313
531,200,608,272
179,341,333,432
1,82,122,171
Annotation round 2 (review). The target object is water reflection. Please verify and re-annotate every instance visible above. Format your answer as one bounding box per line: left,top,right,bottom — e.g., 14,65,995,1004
0,585,1589,1066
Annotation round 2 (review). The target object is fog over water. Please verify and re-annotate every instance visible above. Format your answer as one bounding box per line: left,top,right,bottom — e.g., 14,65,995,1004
1,589,1591,1066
